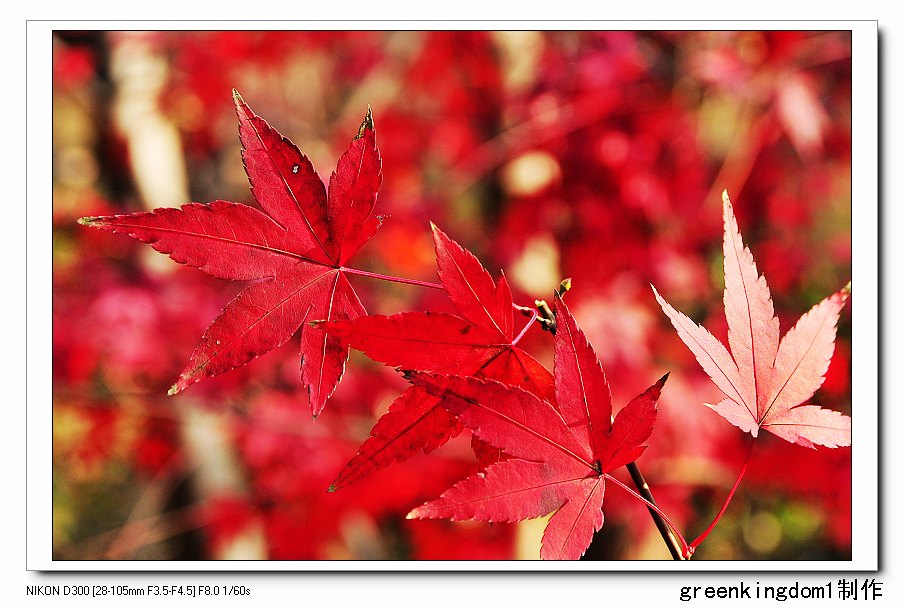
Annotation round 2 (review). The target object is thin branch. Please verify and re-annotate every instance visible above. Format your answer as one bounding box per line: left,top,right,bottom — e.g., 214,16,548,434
604,473,690,558
626,462,687,560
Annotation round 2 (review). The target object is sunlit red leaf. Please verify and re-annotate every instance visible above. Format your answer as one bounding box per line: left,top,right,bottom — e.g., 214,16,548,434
79,93,383,416
406,296,666,560
319,226,553,489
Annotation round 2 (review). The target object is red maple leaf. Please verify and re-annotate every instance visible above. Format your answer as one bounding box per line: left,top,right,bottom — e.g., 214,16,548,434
79,92,383,416
318,224,554,489
652,191,850,448
405,295,667,560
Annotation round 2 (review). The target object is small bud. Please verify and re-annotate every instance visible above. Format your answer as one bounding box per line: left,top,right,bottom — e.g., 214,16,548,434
356,106,374,140
556,277,573,296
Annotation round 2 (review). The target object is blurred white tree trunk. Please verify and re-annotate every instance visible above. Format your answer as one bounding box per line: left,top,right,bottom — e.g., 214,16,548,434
109,32,266,560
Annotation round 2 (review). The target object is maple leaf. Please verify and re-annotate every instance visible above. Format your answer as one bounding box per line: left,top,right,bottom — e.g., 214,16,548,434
78,92,383,416
318,224,554,490
652,191,850,448
405,295,667,560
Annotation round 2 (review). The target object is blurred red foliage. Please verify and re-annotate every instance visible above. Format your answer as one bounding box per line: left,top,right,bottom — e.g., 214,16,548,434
52,30,852,561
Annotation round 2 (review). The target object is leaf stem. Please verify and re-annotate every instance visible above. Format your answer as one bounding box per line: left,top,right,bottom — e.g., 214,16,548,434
339,267,444,290
603,473,691,558
340,268,545,331
511,310,538,346
688,436,757,551
514,304,536,316
625,462,687,560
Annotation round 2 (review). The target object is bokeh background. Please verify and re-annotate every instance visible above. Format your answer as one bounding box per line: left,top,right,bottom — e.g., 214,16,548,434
52,30,852,561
